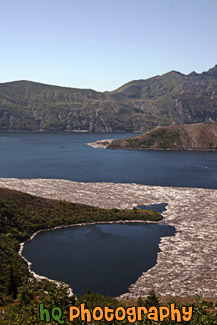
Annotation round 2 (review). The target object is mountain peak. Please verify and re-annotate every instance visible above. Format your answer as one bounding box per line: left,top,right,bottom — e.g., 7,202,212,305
189,71,199,77
207,64,217,75
161,70,184,79
202,65,217,78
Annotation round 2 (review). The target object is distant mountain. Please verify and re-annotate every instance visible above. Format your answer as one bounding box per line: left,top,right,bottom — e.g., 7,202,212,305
107,122,217,150
1,65,217,132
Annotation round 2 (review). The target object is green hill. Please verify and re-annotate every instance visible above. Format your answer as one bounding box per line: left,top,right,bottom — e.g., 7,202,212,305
0,65,217,131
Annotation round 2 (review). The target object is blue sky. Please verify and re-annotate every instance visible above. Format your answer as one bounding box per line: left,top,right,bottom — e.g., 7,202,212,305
1,0,217,91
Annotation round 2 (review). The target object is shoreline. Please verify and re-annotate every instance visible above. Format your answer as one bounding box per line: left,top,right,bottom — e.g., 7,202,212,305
86,139,217,151
86,139,113,148
0,130,139,134
19,219,162,298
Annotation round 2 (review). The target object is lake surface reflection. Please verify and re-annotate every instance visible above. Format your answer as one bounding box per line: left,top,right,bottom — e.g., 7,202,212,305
22,223,176,297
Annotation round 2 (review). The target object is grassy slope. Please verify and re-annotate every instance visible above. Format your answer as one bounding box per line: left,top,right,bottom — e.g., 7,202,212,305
0,65,217,131
108,122,217,150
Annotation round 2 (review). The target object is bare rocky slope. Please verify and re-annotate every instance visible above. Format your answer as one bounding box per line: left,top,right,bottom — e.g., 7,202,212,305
107,122,217,150
1,65,217,132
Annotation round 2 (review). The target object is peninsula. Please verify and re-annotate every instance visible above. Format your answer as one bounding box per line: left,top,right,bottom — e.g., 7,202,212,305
106,122,217,150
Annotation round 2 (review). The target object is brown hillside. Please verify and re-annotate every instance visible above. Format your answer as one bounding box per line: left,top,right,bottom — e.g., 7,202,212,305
108,122,217,150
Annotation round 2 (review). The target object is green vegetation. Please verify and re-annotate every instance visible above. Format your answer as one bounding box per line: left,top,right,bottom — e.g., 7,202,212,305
0,65,217,132
125,129,182,149
1,283,216,324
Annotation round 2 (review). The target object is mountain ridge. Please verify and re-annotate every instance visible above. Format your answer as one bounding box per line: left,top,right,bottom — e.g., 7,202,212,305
1,65,217,132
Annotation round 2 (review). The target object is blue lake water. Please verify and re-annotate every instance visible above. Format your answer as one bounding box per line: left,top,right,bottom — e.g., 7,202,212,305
22,223,176,297
137,203,168,213
0,132,217,188
1,132,216,296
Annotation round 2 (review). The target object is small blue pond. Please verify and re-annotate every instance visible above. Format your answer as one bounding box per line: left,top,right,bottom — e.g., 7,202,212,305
22,219,175,297
136,203,168,213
